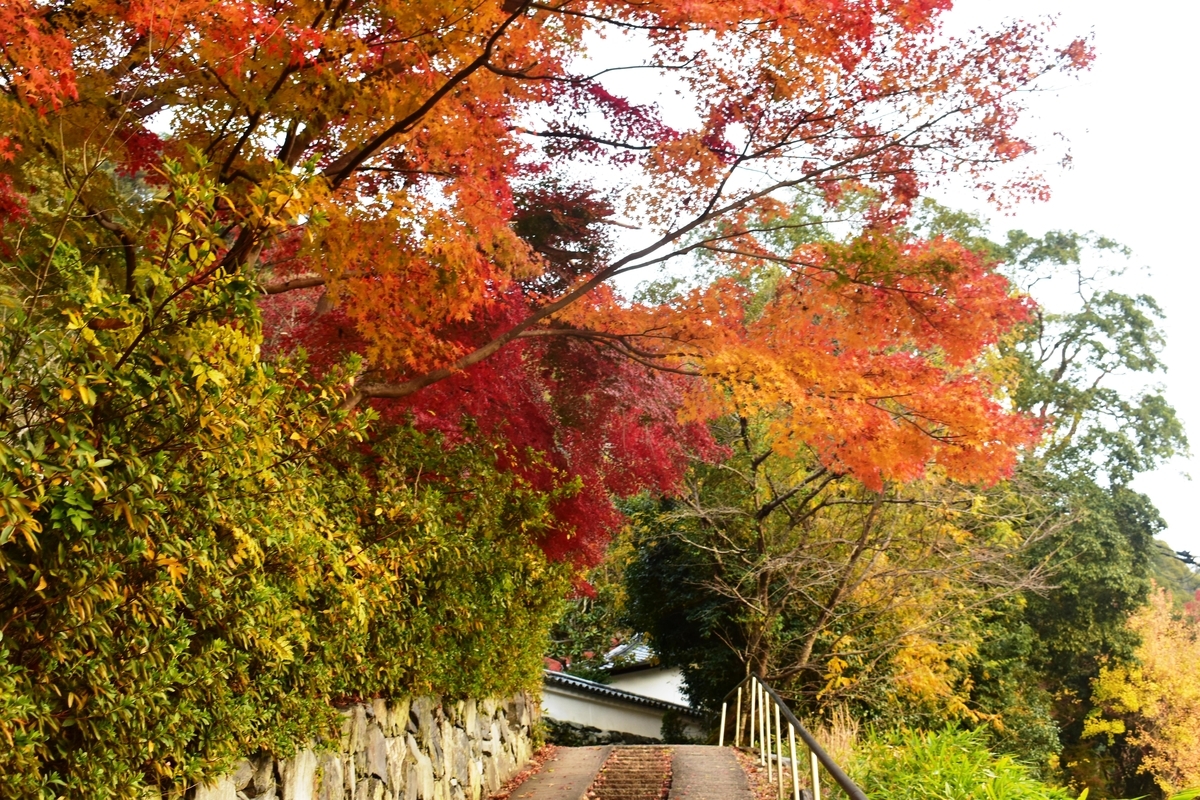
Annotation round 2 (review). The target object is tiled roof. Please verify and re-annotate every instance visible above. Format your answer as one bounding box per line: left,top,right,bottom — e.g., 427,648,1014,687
603,634,656,667
543,670,703,717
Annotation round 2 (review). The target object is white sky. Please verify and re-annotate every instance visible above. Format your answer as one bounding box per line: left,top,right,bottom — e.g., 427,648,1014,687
939,0,1200,556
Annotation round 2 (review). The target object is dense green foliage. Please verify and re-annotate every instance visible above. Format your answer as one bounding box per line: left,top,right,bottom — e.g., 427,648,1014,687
0,169,571,797
981,226,1185,796
957,596,1063,773
850,727,1078,800
895,206,1191,794
605,205,1194,797
622,495,747,709
548,528,637,683
621,456,1043,721
1150,541,1200,605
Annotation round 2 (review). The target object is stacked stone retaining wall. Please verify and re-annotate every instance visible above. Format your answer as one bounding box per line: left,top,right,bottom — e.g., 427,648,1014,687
189,693,537,800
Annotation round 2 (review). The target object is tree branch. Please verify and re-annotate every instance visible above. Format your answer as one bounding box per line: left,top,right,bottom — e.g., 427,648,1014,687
323,9,526,187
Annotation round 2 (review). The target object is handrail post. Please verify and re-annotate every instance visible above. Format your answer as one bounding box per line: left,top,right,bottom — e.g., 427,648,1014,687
759,681,768,767
749,678,757,750
735,686,743,747
775,701,784,800
810,748,821,800
766,692,775,783
753,681,759,757
719,701,728,747
719,677,868,800
789,723,800,800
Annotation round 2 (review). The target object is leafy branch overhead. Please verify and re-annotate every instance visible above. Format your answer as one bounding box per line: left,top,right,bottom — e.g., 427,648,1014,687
2,0,1090,493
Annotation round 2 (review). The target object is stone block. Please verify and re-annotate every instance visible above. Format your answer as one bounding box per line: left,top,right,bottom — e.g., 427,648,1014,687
503,696,523,730
353,777,386,800
249,757,277,797
194,776,236,800
350,707,369,774
462,699,477,741
519,707,530,731
429,742,443,779
410,698,435,749
281,748,317,800
340,710,355,751
496,750,513,782
406,734,434,800
404,764,418,800
385,736,409,790
390,698,411,738
372,700,390,735
367,724,388,783
482,756,499,796
317,753,344,800
435,719,453,779
230,760,256,792
467,759,481,800
452,729,469,787
345,754,357,800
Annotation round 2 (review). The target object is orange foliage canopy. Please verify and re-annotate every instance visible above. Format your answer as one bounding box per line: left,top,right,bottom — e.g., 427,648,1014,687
2,0,1085,501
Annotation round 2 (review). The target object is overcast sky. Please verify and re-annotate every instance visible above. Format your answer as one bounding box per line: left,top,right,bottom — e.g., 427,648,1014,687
939,0,1200,555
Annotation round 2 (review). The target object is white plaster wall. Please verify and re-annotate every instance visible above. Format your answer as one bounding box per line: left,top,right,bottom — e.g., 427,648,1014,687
541,686,664,739
605,667,689,706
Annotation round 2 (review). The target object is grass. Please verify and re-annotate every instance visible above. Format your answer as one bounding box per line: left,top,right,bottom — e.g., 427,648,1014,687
849,727,1078,800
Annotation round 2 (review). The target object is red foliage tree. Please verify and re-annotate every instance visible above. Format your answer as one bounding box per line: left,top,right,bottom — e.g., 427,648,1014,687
1,0,1086,560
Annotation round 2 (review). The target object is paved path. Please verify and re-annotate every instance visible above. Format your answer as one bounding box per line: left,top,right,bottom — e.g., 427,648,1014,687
506,745,753,800
667,745,753,800
509,745,612,800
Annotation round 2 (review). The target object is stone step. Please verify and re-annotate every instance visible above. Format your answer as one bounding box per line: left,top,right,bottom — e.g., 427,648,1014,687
505,745,752,800
588,746,672,800
666,745,753,800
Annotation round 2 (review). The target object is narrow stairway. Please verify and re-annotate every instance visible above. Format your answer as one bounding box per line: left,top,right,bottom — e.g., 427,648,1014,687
587,746,672,800
507,745,752,800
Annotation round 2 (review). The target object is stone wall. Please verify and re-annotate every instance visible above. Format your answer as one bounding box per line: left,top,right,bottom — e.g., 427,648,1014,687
541,718,661,747
191,693,537,800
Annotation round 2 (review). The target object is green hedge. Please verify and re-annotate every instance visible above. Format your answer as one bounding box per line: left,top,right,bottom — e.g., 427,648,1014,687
0,200,571,797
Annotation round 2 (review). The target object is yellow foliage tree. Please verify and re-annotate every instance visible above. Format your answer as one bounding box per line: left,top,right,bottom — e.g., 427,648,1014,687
1084,585,1200,795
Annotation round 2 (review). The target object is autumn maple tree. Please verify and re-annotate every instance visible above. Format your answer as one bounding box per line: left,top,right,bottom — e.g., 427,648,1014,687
0,0,1100,794
2,0,1089,544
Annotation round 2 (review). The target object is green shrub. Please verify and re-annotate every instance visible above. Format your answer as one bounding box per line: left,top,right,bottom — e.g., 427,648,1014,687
850,727,1077,800
0,171,572,797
